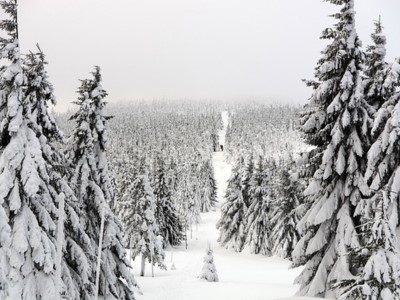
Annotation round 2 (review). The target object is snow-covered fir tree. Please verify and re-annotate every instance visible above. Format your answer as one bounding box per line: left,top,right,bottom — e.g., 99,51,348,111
199,159,217,213
337,191,400,300
69,67,136,298
270,160,302,260
166,156,179,194
241,154,254,207
119,161,166,276
198,245,219,282
114,152,139,214
244,157,272,256
22,47,96,299
0,3,94,298
364,17,389,110
365,63,400,225
186,161,202,237
368,57,400,142
217,157,247,252
293,0,373,297
116,161,140,253
153,154,182,247
0,2,23,296
291,151,317,230
0,3,70,299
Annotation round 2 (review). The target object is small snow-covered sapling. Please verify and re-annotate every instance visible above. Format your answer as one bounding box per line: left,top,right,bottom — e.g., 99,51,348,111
198,245,219,282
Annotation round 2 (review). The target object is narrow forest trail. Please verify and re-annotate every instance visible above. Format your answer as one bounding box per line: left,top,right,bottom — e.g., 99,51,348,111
132,111,303,300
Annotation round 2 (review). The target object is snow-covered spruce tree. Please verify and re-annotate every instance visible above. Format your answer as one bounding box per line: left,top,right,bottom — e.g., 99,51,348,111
174,163,192,246
241,153,254,207
22,48,94,299
119,161,166,276
217,157,247,252
166,156,179,194
69,67,137,298
365,81,400,216
114,154,138,216
153,155,182,247
116,164,138,254
0,6,92,300
364,57,400,224
291,152,317,232
0,3,81,299
364,17,389,110
337,191,400,300
186,161,201,237
244,157,272,256
292,0,372,297
199,159,217,213
198,245,219,282
271,160,302,260
367,57,400,144
364,20,400,142
0,2,22,296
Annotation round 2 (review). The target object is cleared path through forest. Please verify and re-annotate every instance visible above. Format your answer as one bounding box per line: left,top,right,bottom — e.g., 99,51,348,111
132,111,303,300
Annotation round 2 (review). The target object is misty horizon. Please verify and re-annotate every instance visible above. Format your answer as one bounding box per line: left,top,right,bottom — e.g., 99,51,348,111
18,0,400,112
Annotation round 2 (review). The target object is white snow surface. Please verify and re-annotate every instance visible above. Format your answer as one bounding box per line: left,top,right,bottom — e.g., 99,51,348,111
128,111,323,300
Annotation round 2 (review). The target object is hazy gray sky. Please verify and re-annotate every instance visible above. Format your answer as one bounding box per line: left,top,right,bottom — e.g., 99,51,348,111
18,0,400,111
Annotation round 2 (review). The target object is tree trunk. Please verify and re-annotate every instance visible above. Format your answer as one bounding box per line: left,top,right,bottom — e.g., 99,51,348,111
151,255,154,278
140,255,146,276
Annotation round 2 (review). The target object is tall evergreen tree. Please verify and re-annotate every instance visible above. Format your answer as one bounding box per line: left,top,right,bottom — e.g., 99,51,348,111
186,161,201,236
293,0,372,297
0,2,73,299
69,67,136,299
244,158,271,255
271,161,302,260
153,155,182,247
199,159,217,213
0,2,22,295
119,163,166,276
0,3,92,299
241,154,254,207
217,157,247,252
22,47,95,299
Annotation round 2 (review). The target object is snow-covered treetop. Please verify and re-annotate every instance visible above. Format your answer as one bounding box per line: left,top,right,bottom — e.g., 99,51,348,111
69,66,110,157
364,18,387,104
23,46,64,141
316,0,361,85
0,0,23,145
365,17,386,74
90,66,111,151
301,0,366,149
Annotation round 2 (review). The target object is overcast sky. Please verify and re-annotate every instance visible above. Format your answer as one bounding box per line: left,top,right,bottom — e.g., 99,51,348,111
18,0,400,111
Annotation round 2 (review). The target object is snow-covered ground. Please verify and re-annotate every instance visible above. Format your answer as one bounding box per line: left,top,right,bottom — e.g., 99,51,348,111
130,111,311,300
